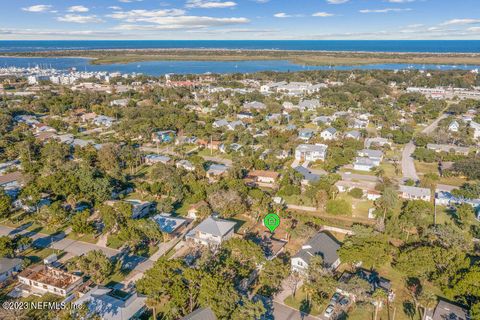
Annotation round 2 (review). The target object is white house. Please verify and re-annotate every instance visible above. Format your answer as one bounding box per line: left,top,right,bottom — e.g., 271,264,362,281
399,185,432,202
320,127,337,141
0,258,22,283
74,286,146,320
291,232,341,273
17,265,83,297
353,157,377,172
185,216,236,247
448,120,460,132
470,121,480,139
295,144,328,162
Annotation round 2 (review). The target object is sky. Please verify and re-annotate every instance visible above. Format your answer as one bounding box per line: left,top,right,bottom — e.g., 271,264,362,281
1,0,480,40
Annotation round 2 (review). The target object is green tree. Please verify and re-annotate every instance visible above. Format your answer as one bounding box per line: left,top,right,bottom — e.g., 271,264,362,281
72,250,116,283
0,189,12,218
0,236,14,257
71,210,95,235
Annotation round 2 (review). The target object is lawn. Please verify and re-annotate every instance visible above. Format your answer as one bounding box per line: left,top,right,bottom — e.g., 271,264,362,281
282,194,315,207
22,247,65,264
284,286,326,317
337,194,373,219
67,232,99,244
414,161,468,186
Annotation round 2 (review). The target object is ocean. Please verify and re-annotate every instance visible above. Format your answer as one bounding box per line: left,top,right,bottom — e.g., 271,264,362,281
1,40,480,53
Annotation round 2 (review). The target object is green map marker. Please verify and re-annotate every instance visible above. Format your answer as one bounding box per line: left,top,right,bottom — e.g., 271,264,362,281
264,213,280,233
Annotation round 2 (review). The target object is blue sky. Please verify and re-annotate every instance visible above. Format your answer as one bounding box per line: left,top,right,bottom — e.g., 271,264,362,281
1,0,480,40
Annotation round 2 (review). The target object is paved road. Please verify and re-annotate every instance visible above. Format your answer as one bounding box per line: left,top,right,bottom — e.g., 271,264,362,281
401,141,419,181
201,155,233,166
401,113,447,181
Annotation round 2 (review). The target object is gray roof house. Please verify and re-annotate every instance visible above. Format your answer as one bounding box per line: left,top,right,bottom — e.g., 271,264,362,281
291,232,341,273
345,130,361,140
399,185,432,202
182,307,217,320
186,215,236,247
0,257,23,283
74,286,146,320
426,300,470,320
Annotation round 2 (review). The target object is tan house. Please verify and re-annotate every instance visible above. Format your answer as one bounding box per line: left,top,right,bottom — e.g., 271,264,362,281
17,265,83,297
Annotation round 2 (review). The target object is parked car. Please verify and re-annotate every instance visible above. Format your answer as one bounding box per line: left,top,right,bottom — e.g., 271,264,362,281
331,292,342,303
324,304,335,319
339,297,350,306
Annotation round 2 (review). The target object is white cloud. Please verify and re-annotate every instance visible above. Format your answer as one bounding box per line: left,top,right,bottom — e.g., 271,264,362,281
441,19,480,26
360,8,412,13
186,0,237,8
468,27,480,32
327,0,348,4
109,6,122,10
22,5,52,12
312,12,335,17
57,14,104,23
109,8,249,30
68,5,89,13
118,0,143,3
274,13,291,18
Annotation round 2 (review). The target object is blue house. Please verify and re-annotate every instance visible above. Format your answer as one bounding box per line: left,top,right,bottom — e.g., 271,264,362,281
152,130,176,143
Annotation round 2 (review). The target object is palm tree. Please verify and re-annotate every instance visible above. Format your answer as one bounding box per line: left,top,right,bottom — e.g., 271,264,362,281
418,291,437,320
373,167,386,182
372,289,388,320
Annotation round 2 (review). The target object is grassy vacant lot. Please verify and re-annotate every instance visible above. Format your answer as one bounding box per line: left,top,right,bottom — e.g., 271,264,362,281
415,161,468,186
6,49,480,66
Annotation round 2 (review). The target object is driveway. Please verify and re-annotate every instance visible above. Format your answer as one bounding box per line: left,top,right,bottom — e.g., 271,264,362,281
401,141,419,181
401,113,447,181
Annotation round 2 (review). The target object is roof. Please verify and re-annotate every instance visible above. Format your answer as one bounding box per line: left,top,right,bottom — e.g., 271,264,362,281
0,171,24,186
294,166,321,182
192,216,236,237
293,232,340,267
323,127,337,134
74,286,146,320
182,307,217,320
358,149,384,159
151,214,188,234
400,185,431,198
296,144,328,154
432,300,469,320
354,157,376,166
0,257,22,274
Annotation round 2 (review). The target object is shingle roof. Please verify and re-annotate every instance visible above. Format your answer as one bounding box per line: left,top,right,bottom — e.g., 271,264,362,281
293,232,340,267
432,300,469,320
182,307,217,320
0,257,22,274
193,216,236,237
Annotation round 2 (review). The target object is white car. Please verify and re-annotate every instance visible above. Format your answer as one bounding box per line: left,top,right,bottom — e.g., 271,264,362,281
324,304,335,319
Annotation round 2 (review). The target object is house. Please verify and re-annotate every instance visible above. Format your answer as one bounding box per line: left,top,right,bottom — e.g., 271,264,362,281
151,213,189,239
436,191,480,209
427,144,470,156
237,112,254,120
298,128,315,141
0,257,23,283
299,99,320,111
176,160,195,172
245,170,280,188
448,120,460,132
213,119,229,129
294,166,321,185
353,157,377,172
291,232,341,273
74,286,146,320
312,116,333,126
152,130,176,143
0,160,20,174
364,137,392,149
470,121,480,139
17,265,83,297
399,185,431,202
110,98,130,107
352,118,369,129
335,180,376,195
182,307,217,320
295,144,328,162
345,130,361,140
243,101,266,110
320,127,337,141
124,200,156,219
425,300,470,320
357,149,384,165
338,269,394,304
206,164,229,180
185,215,236,247
0,171,25,190
144,154,171,165
227,121,245,131
93,115,115,128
